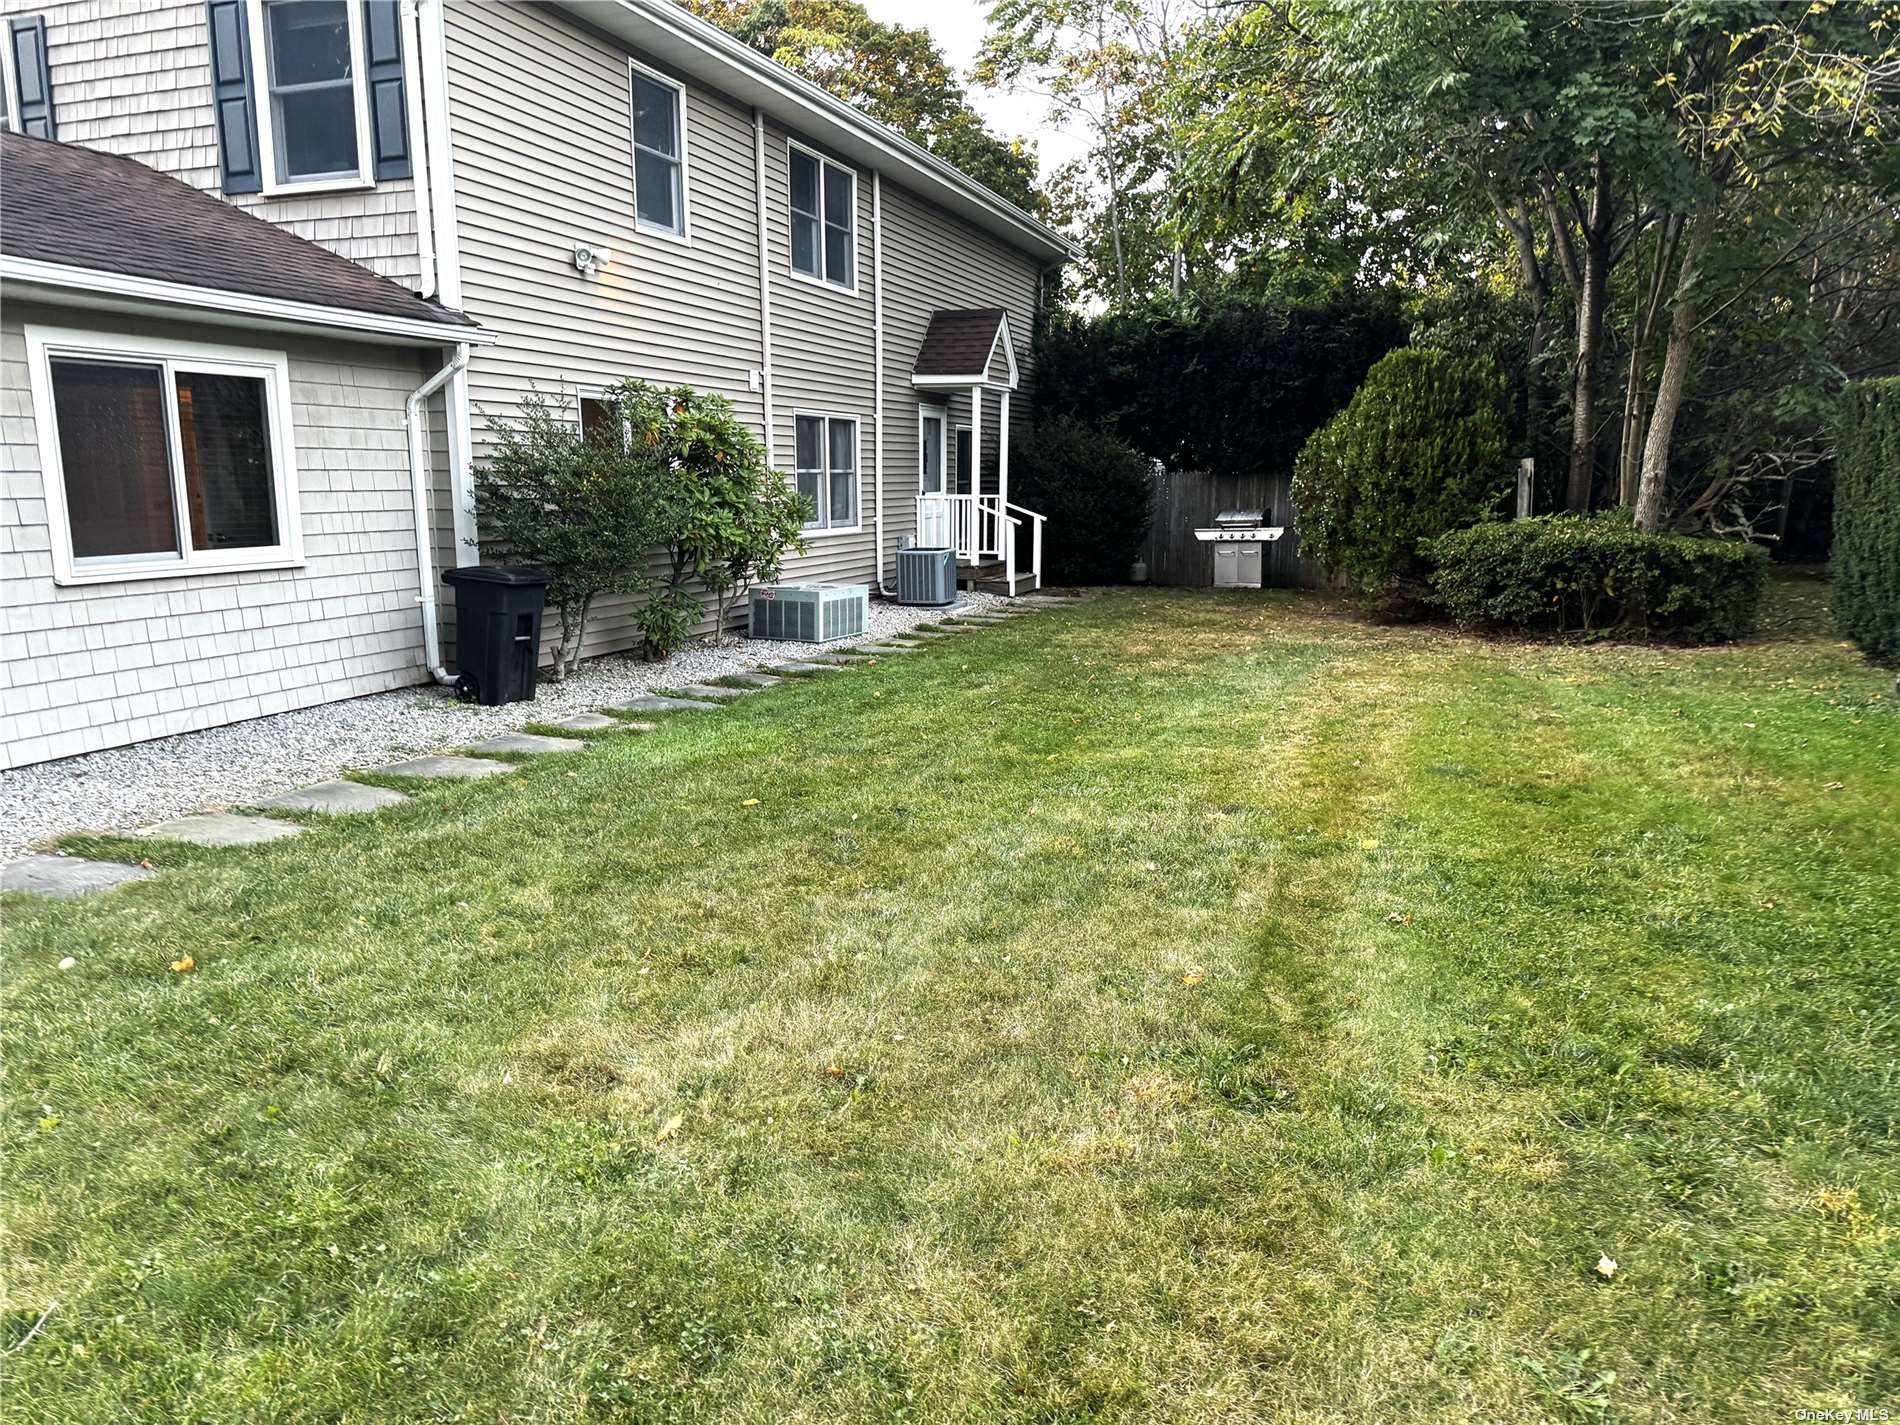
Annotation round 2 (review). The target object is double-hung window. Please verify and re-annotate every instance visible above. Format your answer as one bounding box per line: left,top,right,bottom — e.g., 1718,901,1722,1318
630,63,687,238
794,413,858,532
789,144,855,290
250,0,372,191
26,328,302,585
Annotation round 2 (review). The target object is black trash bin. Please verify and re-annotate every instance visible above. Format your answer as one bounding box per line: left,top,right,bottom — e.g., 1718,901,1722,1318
441,565,551,705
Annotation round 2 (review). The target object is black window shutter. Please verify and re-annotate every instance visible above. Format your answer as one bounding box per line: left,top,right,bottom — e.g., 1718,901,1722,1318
362,0,409,180
204,0,261,194
9,17,57,140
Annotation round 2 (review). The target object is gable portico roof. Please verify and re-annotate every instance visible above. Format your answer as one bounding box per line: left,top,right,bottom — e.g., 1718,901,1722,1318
912,308,1019,389
0,132,491,346
559,1,1077,267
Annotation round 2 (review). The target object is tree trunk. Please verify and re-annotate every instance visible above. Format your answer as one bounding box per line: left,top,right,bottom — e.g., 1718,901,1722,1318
1565,156,1614,514
1634,213,1716,533
1492,194,1552,467
1618,215,1681,505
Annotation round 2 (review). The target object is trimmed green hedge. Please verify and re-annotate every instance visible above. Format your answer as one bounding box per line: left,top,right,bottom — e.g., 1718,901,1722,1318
1429,516,1768,643
1831,377,1900,662
1012,416,1155,585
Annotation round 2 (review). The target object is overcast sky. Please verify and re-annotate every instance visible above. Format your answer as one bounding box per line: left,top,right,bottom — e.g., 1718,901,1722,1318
858,0,1091,180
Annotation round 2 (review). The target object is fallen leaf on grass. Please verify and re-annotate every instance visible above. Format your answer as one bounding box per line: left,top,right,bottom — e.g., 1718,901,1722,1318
1360,839,1381,851
1386,912,1413,925
168,955,195,974
1823,781,1844,791
139,859,155,870
1181,967,1207,986
1595,1254,1618,1279
655,1113,683,1144
740,798,761,807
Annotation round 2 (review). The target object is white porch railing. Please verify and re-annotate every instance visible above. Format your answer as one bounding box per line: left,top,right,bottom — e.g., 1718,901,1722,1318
916,494,1044,592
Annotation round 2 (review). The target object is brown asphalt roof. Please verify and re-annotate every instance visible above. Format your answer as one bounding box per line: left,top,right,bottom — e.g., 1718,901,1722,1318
0,131,477,330
912,307,1008,379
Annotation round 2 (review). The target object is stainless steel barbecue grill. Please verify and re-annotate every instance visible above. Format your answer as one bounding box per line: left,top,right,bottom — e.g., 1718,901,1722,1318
1192,509,1285,587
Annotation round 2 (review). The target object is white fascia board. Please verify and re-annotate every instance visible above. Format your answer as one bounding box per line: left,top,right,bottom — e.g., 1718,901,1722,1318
0,257,497,347
561,0,1079,267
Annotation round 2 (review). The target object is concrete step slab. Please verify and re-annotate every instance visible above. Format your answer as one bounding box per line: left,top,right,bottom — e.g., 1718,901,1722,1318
668,683,751,700
771,661,843,675
468,733,587,755
263,780,410,815
375,755,516,779
799,652,870,664
3,854,156,898
615,694,723,713
139,813,302,847
856,644,921,654
550,712,622,732
723,672,783,688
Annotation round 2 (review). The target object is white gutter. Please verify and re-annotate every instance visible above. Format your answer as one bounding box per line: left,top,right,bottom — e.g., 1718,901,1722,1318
752,106,775,468
400,0,437,298
406,343,471,686
872,169,889,595
0,257,492,346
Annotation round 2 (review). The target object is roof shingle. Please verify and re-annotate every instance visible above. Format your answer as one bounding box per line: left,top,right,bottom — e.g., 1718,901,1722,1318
0,132,477,330
912,307,1008,379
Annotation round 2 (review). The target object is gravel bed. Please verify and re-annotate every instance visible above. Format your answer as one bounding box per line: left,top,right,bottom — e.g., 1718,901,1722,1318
0,594,1012,860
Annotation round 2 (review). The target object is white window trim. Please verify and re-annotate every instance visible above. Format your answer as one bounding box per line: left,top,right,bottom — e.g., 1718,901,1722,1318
628,58,691,244
792,409,861,536
954,421,972,493
571,384,633,450
918,406,946,494
786,138,859,295
24,325,305,587
0,24,20,136
246,0,376,197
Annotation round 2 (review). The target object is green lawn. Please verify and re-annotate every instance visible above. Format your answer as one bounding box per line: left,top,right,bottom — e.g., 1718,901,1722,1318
4,573,1895,1423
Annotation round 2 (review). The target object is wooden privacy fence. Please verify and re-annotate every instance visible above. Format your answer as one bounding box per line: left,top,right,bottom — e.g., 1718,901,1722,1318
1141,469,1339,589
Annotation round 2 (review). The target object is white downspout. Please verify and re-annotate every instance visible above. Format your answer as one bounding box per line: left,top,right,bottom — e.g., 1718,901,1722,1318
752,107,775,468
418,0,475,564
872,169,889,594
407,343,470,686
400,0,436,298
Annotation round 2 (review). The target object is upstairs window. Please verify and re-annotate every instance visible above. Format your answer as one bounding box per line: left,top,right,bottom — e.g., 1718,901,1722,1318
794,413,858,532
789,145,855,290
630,64,686,238
27,328,302,585
250,0,371,191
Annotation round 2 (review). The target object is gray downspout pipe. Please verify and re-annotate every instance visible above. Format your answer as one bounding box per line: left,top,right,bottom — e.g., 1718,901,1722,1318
406,343,471,686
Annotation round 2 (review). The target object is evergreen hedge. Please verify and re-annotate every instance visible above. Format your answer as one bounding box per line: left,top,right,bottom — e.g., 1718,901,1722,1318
1032,295,1405,478
1290,348,1513,596
1011,417,1154,585
1830,377,1900,661
1430,516,1768,643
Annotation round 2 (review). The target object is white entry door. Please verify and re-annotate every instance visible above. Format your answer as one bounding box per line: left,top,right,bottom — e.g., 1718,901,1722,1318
918,409,950,547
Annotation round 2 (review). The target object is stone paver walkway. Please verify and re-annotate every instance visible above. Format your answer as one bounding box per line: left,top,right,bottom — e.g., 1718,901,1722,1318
139,813,302,847
6,594,1091,897
263,781,410,815
468,733,587,755
376,755,516,780
2,855,156,898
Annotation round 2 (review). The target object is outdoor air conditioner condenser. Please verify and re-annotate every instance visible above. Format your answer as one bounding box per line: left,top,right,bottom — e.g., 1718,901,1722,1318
747,583,869,643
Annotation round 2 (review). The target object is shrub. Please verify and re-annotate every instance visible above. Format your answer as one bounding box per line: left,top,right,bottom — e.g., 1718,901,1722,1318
1830,377,1900,662
476,391,668,678
1429,516,1768,643
1011,416,1155,584
609,379,809,659
1291,348,1513,599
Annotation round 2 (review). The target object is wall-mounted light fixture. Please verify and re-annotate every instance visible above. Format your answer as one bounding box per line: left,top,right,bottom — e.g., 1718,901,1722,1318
573,243,613,276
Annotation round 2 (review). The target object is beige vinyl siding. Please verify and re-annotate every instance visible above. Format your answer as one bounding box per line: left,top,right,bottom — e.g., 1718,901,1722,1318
0,303,433,768
764,121,876,586
3,0,424,284
878,180,1042,583
444,1,765,657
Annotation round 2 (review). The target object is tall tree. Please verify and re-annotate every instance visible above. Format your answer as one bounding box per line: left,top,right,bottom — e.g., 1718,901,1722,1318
683,0,1047,215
